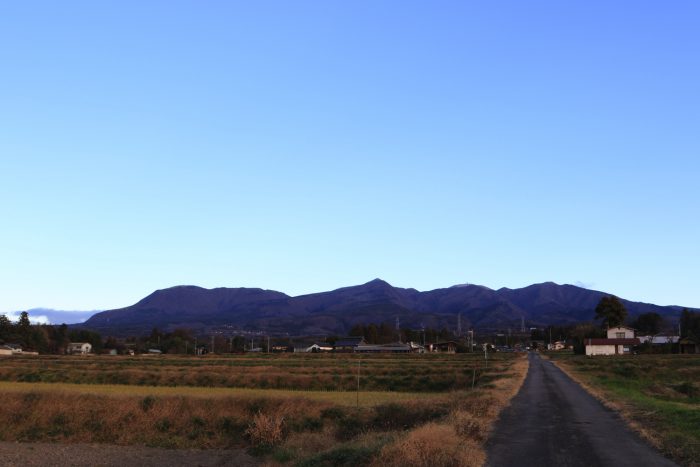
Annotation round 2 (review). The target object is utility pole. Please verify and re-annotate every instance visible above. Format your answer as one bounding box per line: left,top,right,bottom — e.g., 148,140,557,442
267,336,270,353
211,335,215,355
356,359,361,409
194,337,197,356
457,313,462,338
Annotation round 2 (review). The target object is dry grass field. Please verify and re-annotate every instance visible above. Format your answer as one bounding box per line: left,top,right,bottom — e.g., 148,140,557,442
0,352,528,466
549,354,700,467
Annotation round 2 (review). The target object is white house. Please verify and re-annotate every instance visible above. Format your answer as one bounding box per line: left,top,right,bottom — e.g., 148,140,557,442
547,340,567,351
585,326,639,356
2,344,22,354
67,342,92,355
302,343,333,353
607,326,635,339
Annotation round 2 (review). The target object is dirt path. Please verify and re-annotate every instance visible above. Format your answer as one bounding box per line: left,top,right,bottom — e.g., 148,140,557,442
486,352,677,467
0,441,258,467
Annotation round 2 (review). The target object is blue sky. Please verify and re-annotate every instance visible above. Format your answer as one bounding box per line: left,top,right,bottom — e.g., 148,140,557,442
1,1,698,315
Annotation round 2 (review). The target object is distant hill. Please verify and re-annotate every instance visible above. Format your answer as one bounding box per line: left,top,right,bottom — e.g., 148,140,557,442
81,279,692,336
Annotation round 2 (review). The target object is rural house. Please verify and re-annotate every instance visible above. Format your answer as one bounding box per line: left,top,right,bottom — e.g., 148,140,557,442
680,338,699,354
355,342,412,353
300,343,333,353
637,335,680,345
67,342,92,355
427,341,457,353
1,343,22,354
334,337,366,352
547,340,567,351
585,326,640,356
607,326,635,339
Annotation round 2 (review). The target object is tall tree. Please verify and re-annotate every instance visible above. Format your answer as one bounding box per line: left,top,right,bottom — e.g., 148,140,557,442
594,295,627,328
0,314,11,341
680,309,700,340
631,312,662,335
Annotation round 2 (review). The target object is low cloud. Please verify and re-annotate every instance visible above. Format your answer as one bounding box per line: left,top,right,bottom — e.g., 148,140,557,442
2,312,50,324
574,281,595,289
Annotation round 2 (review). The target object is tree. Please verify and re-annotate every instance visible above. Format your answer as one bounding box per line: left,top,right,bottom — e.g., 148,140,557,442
631,312,662,335
0,314,11,341
18,311,30,329
594,295,627,328
680,309,700,340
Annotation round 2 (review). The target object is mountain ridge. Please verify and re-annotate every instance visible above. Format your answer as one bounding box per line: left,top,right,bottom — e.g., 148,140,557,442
81,279,694,336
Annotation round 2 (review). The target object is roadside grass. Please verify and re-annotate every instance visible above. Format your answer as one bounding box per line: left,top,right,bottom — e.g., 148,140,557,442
0,352,528,466
549,354,700,467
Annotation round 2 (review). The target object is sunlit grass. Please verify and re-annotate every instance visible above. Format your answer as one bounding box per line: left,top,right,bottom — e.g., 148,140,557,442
0,381,445,407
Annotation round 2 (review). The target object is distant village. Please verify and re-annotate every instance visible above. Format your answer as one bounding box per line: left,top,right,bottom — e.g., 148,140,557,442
2,304,699,357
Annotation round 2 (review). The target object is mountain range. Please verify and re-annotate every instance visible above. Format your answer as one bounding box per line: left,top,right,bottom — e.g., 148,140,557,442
81,279,692,336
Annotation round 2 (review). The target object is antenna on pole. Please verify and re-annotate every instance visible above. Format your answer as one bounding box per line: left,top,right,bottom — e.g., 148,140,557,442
396,316,401,343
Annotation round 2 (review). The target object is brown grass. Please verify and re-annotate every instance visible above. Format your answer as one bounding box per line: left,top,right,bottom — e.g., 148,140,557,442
245,411,286,447
0,391,327,449
371,354,529,467
372,423,483,467
0,353,528,466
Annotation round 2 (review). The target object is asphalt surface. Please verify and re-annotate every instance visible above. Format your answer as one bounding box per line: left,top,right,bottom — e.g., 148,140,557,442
486,352,677,467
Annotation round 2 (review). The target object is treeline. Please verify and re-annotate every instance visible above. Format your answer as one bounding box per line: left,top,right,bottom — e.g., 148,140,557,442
0,312,103,353
346,322,454,345
122,328,253,354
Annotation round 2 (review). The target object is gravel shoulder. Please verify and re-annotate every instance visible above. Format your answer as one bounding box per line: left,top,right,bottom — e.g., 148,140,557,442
0,441,257,467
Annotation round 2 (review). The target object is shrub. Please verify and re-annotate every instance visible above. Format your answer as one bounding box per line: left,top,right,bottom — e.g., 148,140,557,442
450,410,485,441
140,396,156,412
245,411,285,448
372,423,483,467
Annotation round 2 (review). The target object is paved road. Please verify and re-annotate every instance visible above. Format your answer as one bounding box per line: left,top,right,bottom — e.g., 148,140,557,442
486,353,677,467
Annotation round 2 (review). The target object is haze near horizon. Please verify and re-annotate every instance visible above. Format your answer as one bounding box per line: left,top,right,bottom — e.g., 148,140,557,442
1,1,698,313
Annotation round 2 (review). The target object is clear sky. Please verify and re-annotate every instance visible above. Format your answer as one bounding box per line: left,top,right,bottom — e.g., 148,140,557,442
1,1,698,315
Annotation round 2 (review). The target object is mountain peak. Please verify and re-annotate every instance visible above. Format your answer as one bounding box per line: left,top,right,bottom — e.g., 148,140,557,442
363,278,392,287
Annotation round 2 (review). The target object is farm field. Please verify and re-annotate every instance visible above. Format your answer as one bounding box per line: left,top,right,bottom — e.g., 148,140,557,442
0,353,508,392
0,352,527,466
548,354,700,467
